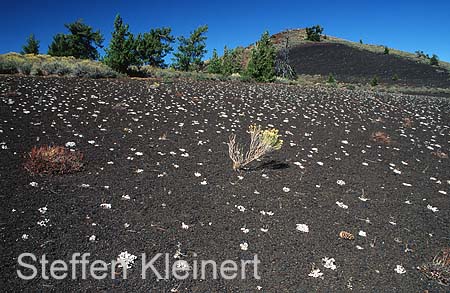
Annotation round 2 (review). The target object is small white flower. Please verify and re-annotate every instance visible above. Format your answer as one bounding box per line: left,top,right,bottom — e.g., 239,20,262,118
194,172,201,177
89,235,96,242
260,228,268,233
65,141,76,148
240,242,248,251
402,183,412,187
341,140,349,144
427,204,439,212
358,230,367,237
236,205,246,212
358,195,369,202
135,169,144,173
81,183,90,188
283,187,290,192
88,140,95,145
296,224,309,233
336,180,346,186
438,190,447,195
308,268,323,278
181,222,189,230
29,182,38,187
122,194,131,200
100,203,111,209
322,257,337,270
38,206,47,214
317,161,324,166
37,219,49,227
394,265,406,274
241,227,249,234
117,251,137,269
200,180,207,185
22,234,29,240
336,201,349,209
174,260,191,271
135,152,143,156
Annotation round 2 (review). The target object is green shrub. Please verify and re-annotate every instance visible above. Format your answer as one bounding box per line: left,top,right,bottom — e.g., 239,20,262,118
327,73,336,83
383,46,389,54
392,74,399,81
370,76,378,86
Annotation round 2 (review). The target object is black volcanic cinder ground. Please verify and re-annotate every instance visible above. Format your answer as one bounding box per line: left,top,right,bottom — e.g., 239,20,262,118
0,75,449,291
289,43,450,88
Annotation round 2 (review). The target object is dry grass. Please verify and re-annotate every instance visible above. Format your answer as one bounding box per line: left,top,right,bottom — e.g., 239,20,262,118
24,145,83,175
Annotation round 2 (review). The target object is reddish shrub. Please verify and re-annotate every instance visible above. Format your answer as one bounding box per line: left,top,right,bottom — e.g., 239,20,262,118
24,145,83,175
371,131,391,144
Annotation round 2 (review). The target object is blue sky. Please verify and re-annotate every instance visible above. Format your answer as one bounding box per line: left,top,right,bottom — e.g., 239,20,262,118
1,0,449,62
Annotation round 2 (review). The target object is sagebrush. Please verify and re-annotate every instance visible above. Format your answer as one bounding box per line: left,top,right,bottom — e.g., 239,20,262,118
228,125,283,170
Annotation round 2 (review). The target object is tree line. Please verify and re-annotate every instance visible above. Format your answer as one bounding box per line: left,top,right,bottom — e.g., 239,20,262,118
20,15,281,82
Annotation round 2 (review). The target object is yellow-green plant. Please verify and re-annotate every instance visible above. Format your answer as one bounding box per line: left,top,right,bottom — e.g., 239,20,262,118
228,124,283,170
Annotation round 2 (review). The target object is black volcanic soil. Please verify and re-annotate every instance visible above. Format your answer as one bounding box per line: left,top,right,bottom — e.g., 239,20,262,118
289,42,450,88
0,75,449,292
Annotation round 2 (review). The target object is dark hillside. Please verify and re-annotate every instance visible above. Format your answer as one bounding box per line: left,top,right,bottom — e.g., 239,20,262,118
288,42,450,87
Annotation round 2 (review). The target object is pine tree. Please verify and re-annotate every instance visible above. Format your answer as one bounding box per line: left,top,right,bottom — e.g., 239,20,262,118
429,54,439,66
245,31,276,82
222,46,233,76
305,25,323,42
231,47,244,74
48,19,103,60
104,14,138,73
136,27,174,68
172,25,208,71
21,34,39,54
207,49,222,74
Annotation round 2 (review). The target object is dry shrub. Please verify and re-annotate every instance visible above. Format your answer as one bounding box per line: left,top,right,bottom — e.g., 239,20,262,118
402,117,413,128
418,247,450,286
228,125,283,171
431,150,448,159
371,131,391,144
24,145,83,175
